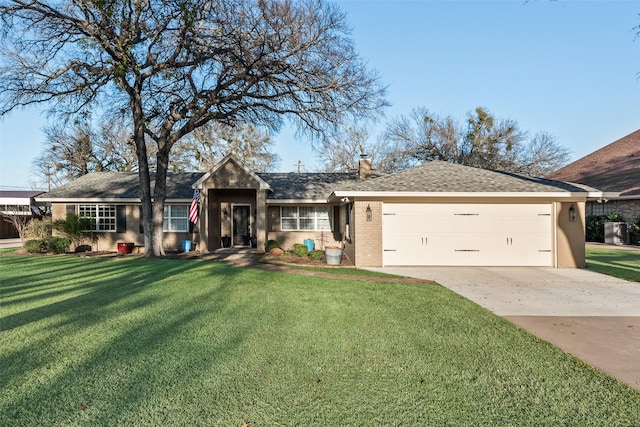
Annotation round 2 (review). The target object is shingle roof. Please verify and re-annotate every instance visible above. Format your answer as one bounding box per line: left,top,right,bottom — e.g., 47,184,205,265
258,172,358,200
546,129,640,197
39,160,598,202
39,170,359,201
41,172,204,200
334,160,597,193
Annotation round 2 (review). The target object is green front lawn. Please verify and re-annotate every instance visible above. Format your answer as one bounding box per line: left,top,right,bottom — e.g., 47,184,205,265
1,254,639,426
586,246,640,282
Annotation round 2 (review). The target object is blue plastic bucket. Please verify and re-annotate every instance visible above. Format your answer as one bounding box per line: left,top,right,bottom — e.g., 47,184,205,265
182,240,192,252
303,239,315,252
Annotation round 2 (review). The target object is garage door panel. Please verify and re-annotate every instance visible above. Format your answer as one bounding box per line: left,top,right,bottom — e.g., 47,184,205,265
383,203,552,266
382,231,452,265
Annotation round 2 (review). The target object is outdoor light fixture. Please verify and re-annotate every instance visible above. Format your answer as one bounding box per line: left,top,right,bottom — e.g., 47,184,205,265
366,204,372,221
569,204,577,222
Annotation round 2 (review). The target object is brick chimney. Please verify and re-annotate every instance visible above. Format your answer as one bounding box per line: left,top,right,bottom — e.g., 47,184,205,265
358,154,372,180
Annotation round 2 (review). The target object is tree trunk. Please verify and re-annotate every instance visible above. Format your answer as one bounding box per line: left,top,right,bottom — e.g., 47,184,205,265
150,143,171,256
130,90,157,257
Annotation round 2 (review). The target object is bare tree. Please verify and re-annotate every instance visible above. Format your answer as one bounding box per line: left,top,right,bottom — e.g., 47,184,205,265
1,0,387,256
172,122,280,172
515,131,571,177
315,125,384,172
2,205,32,245
382,106,569,176
31,121,139,189
461,107,525,172
382,107,460,172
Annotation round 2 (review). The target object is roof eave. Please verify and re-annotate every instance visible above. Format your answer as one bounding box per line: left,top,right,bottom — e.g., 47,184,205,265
329,191,596,201
586,191,625,201
36,197,191,203
36,197,141,203
266,198,330,204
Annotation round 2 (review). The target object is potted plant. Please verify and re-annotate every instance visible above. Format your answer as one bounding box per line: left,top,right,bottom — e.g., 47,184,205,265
221,235,231,248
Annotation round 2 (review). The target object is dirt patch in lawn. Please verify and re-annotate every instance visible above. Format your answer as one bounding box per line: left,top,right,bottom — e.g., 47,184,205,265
4,248,434,285
254,255,433,285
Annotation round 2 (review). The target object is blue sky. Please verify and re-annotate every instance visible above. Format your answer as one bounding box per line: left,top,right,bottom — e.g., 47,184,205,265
1,0,638,189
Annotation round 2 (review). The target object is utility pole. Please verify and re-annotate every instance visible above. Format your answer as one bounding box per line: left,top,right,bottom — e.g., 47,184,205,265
294,160,304,173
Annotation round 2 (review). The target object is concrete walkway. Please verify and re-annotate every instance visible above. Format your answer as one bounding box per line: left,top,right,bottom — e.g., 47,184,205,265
366,266,640,392
586,242,640,251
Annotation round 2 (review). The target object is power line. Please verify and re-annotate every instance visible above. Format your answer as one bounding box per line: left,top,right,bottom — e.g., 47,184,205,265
0,185,46,191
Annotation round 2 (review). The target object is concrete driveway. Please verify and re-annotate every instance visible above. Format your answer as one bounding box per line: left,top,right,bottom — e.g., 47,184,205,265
366,266,640,392
0,238,21,249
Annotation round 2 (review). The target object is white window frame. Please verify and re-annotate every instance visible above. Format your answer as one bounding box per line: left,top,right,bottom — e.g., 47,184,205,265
78,204,116,232
281,206,332,231
163,205,189,232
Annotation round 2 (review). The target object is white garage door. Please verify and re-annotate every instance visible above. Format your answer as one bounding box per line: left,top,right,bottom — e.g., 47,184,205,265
382,203,552,266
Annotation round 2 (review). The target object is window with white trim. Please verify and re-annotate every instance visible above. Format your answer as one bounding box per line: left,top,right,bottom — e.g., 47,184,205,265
163,205,189,232
79,204,116,231
281,206,332,231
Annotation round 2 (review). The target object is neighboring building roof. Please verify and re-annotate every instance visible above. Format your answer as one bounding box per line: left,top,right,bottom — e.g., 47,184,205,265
332,160,600,196
546,129,640,197
0,190,43,199
258,172,358,201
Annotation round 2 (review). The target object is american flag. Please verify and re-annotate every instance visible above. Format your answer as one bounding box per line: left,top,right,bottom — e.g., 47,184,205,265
189,189,200,224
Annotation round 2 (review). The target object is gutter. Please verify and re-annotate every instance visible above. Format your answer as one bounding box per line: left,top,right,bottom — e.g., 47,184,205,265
328,191,603,201
588,193,637,201
266,199,330,204
35,198,191,203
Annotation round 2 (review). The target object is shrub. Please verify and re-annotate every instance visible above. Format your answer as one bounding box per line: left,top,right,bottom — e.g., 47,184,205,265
24,218,52,241
293,243,309,257
24,239,46,253
585,213,623,242
53,213,95,247
630,215,640,244
265,239,280,252
47,237,71,254
309,250,324,260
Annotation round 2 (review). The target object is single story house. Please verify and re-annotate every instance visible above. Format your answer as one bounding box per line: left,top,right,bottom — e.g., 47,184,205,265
547,129,640,224
38,155,606,267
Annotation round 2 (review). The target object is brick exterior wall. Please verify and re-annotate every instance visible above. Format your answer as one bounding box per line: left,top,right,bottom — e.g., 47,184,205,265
352,200,383,267
265,205,341,251
50,203,194,252
586,199,640,224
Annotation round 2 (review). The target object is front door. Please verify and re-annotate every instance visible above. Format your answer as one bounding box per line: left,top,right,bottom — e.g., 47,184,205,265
232,205,251,246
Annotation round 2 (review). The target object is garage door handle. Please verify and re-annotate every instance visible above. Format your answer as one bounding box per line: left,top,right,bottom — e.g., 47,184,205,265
421,237,428,245
384,249,396,252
